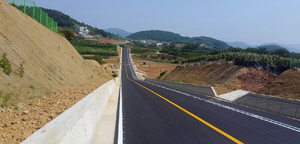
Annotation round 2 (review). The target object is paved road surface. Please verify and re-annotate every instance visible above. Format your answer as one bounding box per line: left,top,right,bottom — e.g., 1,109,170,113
116,47,300,144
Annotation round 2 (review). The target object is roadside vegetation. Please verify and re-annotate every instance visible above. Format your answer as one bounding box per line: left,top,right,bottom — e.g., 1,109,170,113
82,55,106,65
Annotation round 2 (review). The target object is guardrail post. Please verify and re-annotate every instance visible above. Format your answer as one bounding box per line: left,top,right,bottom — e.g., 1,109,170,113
39,9,42,23
45,13,48,27
23,0,27,14
33,2,36,19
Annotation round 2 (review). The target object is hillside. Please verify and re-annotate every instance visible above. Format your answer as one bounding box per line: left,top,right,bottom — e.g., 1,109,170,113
104,28,132,37
226,42,252,49
41,8,116,38
0,1,113,142
127,30,186,41
258,44,285,51
127,30,228,48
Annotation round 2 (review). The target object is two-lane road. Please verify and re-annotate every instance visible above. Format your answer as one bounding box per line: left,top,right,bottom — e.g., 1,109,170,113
117,47,300,144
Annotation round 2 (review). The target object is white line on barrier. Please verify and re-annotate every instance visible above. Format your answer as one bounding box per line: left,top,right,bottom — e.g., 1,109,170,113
143,81,300,133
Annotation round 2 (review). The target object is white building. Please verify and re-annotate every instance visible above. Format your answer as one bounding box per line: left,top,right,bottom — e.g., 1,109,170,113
75,26,89,35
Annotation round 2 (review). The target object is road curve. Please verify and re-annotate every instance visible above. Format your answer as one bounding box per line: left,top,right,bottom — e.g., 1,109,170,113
116,47,300,144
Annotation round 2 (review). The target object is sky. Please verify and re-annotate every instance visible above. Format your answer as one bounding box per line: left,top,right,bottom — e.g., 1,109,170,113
32,0,300,45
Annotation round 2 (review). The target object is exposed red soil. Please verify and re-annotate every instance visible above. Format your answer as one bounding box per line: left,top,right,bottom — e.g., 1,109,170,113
258,68,300,99
140,48,161,51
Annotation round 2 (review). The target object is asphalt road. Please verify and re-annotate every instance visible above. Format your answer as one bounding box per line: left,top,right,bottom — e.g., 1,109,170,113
117,47,300,144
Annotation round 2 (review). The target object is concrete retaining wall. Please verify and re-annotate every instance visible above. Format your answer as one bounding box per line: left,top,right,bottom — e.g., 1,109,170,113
144,78,217,97
234,93,300,119
21,78,119,144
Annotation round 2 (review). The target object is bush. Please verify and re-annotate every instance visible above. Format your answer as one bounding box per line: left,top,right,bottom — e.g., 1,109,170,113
111,73,118,77
59,30,74,40
0,53,12,75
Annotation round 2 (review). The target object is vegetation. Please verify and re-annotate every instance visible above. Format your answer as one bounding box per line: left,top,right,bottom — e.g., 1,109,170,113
0,53,13,75
127,30,228,48
15,63,25,77
59,30,75,41
82,55,106,65
70,40,118,56
184,52,300,73
111,73,118,77
127,30,186,42
132,55,176,64
41,8,118,38
0,90,11,108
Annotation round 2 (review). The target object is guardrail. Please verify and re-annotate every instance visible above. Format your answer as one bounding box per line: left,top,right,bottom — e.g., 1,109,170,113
21,78,119,144
234,93,300,119
144,78,217,97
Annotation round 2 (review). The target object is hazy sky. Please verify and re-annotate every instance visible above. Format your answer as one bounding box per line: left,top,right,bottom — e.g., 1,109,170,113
32,0,300,45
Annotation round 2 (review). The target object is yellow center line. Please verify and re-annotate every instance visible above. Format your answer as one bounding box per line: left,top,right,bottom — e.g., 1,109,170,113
124,65,243,144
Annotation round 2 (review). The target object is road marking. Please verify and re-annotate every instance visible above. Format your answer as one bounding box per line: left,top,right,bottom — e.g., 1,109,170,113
144,80,300,133
124,65,243,144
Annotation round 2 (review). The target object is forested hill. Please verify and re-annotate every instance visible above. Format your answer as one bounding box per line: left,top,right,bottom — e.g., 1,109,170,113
190,36,228,47
41,8,116,38
127,30,188,42
127,30,228,48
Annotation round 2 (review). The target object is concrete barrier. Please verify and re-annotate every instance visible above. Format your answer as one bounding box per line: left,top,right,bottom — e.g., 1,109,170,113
144,78,217,97
233,93,300,119
21,78,119,144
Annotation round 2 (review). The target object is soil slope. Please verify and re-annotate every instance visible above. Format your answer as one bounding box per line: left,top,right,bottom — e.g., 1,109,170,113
0,0,111,105
258,68,300,99
0,0,113,143
159,64,277,95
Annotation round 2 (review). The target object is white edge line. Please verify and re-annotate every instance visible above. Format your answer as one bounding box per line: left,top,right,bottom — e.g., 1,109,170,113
143,81,300,133
118,47,123,144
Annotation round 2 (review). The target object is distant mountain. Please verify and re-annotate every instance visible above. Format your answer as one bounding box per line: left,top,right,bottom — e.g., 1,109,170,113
127,30,228,48
190,36,228,47
104,28,132,37
258,45,285,51
127,30,185,41
259,43,300,53
226,42,253,49
281,44,300,53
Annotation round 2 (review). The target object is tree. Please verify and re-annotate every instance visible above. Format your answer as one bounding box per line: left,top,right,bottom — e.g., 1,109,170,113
182,43,199,50
59,30,74,41
168,43,176,49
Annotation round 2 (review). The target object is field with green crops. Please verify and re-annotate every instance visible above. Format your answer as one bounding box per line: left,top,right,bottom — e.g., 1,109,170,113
131,46,159,54
71,40,118,56
184,52,300,68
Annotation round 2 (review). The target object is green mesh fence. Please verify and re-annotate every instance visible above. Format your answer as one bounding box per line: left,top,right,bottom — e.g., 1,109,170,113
6,0,57,32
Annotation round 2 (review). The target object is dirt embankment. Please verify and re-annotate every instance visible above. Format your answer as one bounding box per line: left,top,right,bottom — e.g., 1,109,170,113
159,64,277,95
258,68,300,99
0,0,114,143
132,59,179,79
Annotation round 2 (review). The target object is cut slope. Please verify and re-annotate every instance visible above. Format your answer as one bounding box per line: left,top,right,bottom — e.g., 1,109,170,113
159,64,276,95
258,69,300,99
0,0,112,105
